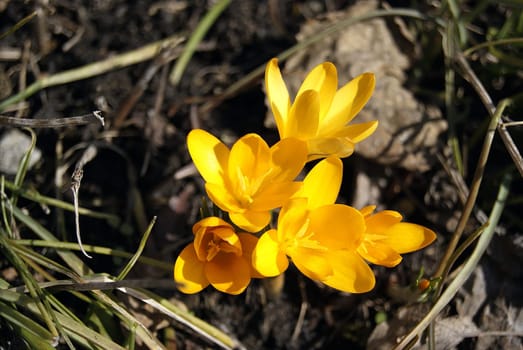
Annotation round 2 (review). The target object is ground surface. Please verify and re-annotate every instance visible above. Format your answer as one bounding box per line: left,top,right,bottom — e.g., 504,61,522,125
0,1,522,349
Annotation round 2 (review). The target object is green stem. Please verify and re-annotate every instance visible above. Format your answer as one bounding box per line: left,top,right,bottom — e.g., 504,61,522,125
169,0,231,85
394,173,511,349
0,35,184,111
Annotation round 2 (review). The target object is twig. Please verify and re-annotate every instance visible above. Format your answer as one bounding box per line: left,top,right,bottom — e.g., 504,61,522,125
433,98,509,280
0,110,105,128
70,145,98,258
455,53,523,176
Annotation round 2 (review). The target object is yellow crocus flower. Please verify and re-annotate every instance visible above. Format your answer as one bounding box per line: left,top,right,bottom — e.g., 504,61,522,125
187,129,307,232
174,217,261,295
265,58,378,161
253,157,436,293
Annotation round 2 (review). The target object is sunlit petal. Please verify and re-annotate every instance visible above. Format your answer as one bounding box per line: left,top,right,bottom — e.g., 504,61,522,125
294,156,342,209
265,59,290,134
336,121,379,143
309,204,365,250
229,210,271,233
357,241,403,267
321,73,375,134
270,138,307,181
252,230,289,277
307,137,355,161
359,205,376,217
205,183,242,212
229,134,271,181
174,244,209,294
250,182,302,211
288,90,320,139
187,129,229,186
382,222,437,254
205,253,251,295
365,210,403,234
322,250,376,293
296,62,338,119
291,248,333,281
277,198,310,241
238,233,263,278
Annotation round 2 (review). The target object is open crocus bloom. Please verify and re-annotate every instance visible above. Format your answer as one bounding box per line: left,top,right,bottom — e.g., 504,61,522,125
174,217,261,295
187,129,307,232
252,157,437,293
265,58,378,161
356,206,437,268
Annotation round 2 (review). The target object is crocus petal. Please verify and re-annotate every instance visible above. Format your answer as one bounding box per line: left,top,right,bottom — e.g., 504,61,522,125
205,253,251,295
357,241,403,267
307,137,355,161
296,62,338,119
309,204,365,250
205,183,242,212
187,129,229,186
288,90,320,139
252,229,289,277
229,210,271,233
293,156,342,209
336,121,379,143
365,210,403,234
249,182,302,211
322,250,376,293
174,244,209,294
238,233,264,278
277,198,310,242
359,205,376,217
290,248,333,281
228,134,271,182
270,138,308,182
320,72,375,134
265,59,290,135
381,222,437,254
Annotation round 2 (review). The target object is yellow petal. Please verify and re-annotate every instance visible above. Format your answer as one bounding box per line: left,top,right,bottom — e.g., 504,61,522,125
252,229,289,277
357,240,403,267
265,59,290,136
294,156,342,209
296,62,338,119
307,136,355,161
229,210,271,233
174,244,209,294
187,129,229,186
365,210,403,234
336,120,378,143
193,216,230,232
270,137,307,181
288,90,320,139
320,72,375,134
250,182,302,211
381,222,437,254
291,248,333,281
309,204,365,250
238,233,264,278
205,183,242,212
228,133,271,182
277,198,310,241
322,250,376,293
359,205,376,217
205,253,251,295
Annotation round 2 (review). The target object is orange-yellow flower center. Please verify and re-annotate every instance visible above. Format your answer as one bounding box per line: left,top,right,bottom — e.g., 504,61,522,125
233,166,273,207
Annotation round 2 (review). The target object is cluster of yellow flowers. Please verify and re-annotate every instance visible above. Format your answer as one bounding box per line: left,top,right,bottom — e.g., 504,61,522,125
174,58,436,295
